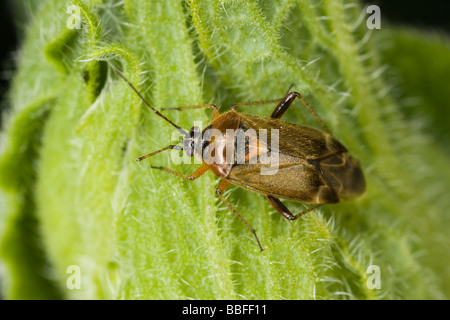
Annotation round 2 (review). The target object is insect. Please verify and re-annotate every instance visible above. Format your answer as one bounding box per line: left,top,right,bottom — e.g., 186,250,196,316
114,69,365,251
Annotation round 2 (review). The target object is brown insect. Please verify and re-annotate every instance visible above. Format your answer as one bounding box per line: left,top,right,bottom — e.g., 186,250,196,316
115,69,365,251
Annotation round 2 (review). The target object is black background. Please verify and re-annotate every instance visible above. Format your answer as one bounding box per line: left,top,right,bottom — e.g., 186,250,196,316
0,1,18,120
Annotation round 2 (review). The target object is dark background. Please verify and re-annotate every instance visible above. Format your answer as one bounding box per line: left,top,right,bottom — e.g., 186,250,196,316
0,1,19,122
0,0,449,123
363,0,450,32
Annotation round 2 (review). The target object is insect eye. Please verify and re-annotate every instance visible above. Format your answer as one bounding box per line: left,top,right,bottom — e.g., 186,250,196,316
189,126,200,138
184,139,195,157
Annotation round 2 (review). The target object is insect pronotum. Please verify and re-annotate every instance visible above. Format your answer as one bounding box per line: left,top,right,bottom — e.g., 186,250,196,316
114,68,365,251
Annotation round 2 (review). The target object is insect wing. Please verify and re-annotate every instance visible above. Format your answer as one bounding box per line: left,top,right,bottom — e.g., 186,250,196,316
227,151,339,203
237,114,347,160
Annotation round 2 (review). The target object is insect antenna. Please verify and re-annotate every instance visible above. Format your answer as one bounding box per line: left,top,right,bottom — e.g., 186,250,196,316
113,67,188,135
136,145,183,162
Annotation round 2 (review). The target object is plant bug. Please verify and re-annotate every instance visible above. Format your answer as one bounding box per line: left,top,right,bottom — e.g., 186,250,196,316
114,68,365,251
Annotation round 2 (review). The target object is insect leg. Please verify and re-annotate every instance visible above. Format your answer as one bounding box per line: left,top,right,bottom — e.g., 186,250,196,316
162,104,220,120
215,180,264,251
265,195,322,220
150,163,210,181
136,144,209,181
230,98,282,111
270,92,331,134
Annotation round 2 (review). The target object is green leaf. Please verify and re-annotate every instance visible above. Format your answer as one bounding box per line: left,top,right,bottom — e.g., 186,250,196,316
379,27,450,149
1,0,450,299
